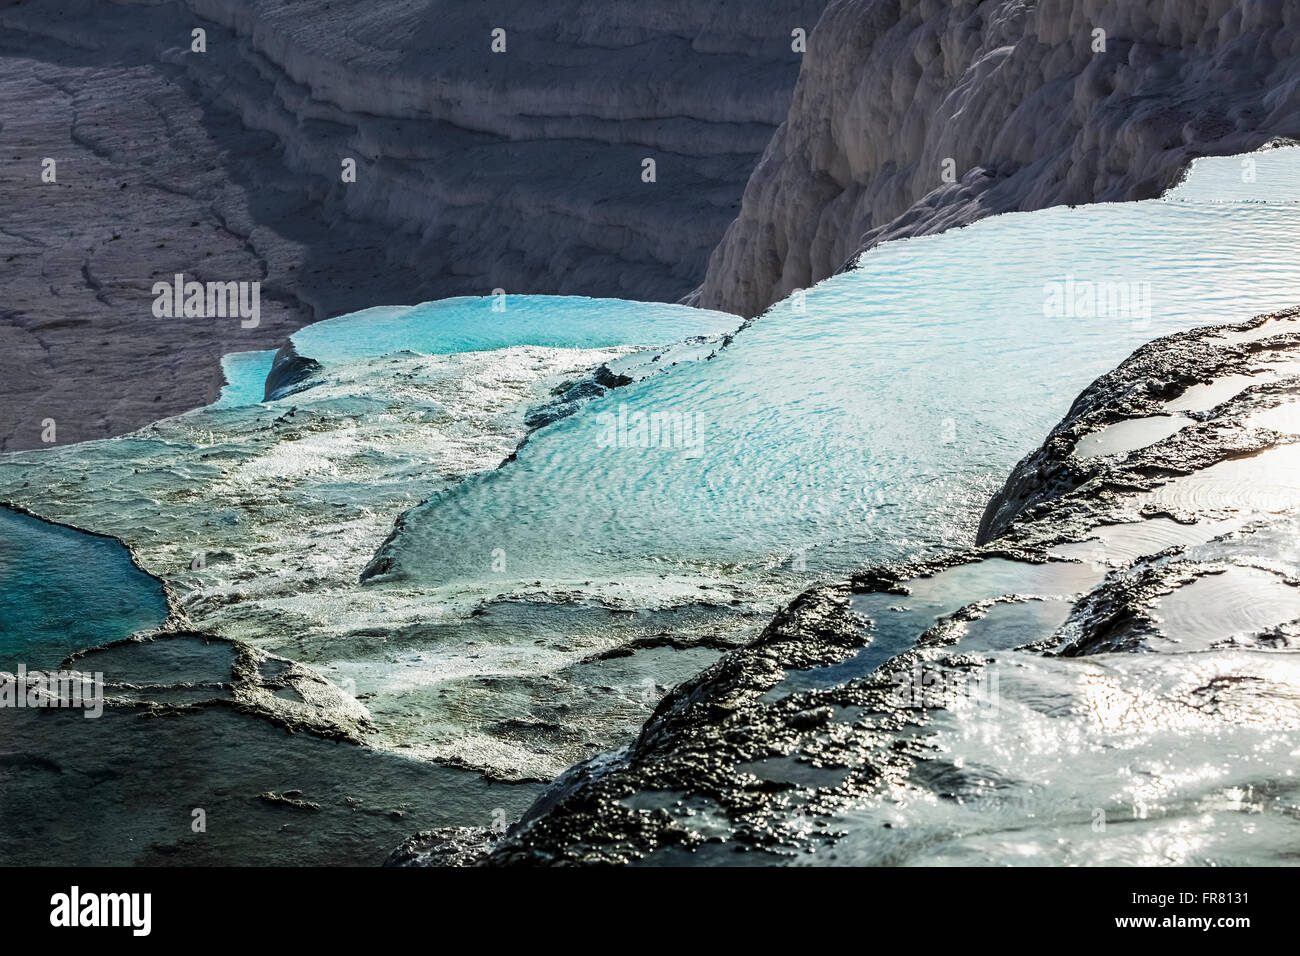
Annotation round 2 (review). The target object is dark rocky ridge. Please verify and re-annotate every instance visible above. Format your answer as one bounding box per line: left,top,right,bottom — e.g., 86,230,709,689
978,306,1300,545
262,342,323,402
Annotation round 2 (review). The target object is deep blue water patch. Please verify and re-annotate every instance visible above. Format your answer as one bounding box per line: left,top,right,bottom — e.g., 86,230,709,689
0,506,169,668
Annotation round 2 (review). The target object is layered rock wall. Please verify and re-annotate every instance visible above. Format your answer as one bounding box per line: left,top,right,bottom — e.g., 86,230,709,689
697,0,1300,316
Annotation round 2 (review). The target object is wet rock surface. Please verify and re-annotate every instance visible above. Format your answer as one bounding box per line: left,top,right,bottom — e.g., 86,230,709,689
406,305,1300,865
63,630,371,740
0,628,544,865
262,343,323,402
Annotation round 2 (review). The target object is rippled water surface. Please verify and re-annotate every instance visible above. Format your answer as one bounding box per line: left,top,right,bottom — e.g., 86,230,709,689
375,149,1300,600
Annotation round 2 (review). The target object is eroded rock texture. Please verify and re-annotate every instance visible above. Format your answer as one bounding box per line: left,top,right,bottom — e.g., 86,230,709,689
697,0,1300,316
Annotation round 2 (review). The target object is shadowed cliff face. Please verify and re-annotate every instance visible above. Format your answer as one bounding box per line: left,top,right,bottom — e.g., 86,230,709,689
697,0,1300,317
0,0,824,449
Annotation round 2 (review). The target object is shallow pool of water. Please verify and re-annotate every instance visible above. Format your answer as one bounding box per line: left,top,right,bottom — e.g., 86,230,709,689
370,149,1300,604
0,507,168,667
